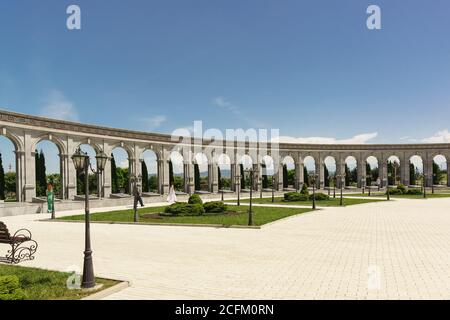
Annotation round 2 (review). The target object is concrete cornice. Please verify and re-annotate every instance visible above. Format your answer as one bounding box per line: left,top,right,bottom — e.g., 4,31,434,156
1,109,450,152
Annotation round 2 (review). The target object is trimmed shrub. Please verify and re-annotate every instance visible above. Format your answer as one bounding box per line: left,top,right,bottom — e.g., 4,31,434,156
203,201,227,213
0,275,25,300
284,192,308,202
397,184,407,194
386,187,402,195
300,183,309,196
406,188,422,195
188,194,203,205
164,203,205,216
310,193,330,201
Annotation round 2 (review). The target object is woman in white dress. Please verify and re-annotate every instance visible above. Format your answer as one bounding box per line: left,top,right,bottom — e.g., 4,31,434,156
167,185,177,204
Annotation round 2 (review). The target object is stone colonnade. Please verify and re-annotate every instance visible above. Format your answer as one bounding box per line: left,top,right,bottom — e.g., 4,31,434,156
1,110,450,202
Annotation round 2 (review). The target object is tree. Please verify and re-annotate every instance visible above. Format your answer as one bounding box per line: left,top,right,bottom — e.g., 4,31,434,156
303,166,309,186
324,165,329,187
240,164,245,189
366,163,372,186
409,163,416,185
5,172,16,200
433,162,441,185
149,175,158,192
345,164,350,186
283,164,288,188
169,161,174,186
111,154,118,193
142,161,149,192
194,163,200,190
0,153,5,200
35,150,47,197
262,164,268,188
218,167,222,190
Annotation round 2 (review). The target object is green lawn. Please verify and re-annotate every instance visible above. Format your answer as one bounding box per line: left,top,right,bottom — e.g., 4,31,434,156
0,264,119,300
238,196,384,207
58,205,313,227
347,192,450,199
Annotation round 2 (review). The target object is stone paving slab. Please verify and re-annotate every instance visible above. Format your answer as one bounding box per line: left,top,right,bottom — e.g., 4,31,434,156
2,198,450,299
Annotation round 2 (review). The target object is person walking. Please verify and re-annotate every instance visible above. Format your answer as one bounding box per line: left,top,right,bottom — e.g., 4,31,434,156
134,181,144,207
46,183,54,213
167,185,177,204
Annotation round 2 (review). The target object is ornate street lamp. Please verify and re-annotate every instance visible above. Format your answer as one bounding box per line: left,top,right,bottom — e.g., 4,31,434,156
336,173,345,206
245,168,258,226
271,176,276,203
333,176,336,198
221,178,224,201
361,175,366,194
308,173,318,210
72,148,107,289
423,173,427,199
131,174,142,223
235,174,241,206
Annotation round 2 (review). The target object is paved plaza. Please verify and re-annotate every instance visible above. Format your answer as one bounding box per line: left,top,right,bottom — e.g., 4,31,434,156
2,198,450,299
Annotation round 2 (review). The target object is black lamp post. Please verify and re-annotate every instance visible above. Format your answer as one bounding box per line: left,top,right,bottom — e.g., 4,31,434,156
72,148,107,289
423,173,427,199
235,174,241,206
221,178,224,201
333,176,336,198
386,174,391,200
432,173,435,194
259,176,263,199
361,175,366,194
131,174,142,223
308,173,318,210
336,173,345,206
271,176,276,203
245,168,257,226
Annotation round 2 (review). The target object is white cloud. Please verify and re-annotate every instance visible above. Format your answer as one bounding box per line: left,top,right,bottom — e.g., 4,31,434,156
213,96,240,115
140,115,167,129
275,132,378,144
40,90,79,121
421,129,450,143
119,160,128,169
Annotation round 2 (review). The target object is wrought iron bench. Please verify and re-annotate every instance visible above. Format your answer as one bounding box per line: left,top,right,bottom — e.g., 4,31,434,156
0,222,38,264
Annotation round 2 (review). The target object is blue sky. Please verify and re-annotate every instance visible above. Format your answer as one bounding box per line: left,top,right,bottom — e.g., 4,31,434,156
1,0,450,173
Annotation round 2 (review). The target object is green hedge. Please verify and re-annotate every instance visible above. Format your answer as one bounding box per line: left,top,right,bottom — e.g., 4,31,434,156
310,193,330,201
188,194,203,205
386,185,423,195
284,192,308,202
0,275,25,300
203,201,227,213
164,203,205,216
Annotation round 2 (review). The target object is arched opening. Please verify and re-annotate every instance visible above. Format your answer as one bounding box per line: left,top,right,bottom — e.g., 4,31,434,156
409,155,423,186
433,155,447,186
169,151,185,192
303,156,316,187
217,154,231,191
262,155,275,190
111,147,130,194
76,144,99,197
366,156,379,187
35,140,62,199
344,156,357,187
141,149,159,193
282,156,295,190
324,156,336,188
194,153,209,192
0,136,17,202
239,155,253,190
387,156,401,186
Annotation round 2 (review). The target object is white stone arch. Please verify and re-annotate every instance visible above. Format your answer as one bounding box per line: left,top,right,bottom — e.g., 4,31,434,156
432,154,448,186
0,128,23,153
169,150,185,192
140,148,159,193
0,134,19,201
324,155,336,187
31,133,66,156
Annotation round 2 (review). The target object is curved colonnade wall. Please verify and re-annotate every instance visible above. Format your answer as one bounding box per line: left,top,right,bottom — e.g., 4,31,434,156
1,109,449,202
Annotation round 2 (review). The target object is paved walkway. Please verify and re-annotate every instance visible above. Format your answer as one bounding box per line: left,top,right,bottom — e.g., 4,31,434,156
2,198,450,299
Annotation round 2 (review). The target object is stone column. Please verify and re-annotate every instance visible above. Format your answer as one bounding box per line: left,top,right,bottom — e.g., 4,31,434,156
277,162,284,191
209,163,218,193
23,132,36,201
317,157,324,189
14,151,25,202
297,160,304,189
66,138,78,200
59,154,67,199
230,163,236,191
424,155,434,187
359,159,367,189
253,163,260,191
379,159,387,188
447,156,450,187
185,162,194,194
401,153,410,186
158,159,169,194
